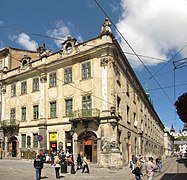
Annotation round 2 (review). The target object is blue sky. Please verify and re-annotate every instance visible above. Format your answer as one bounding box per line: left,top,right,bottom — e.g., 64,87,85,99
0,0,187,132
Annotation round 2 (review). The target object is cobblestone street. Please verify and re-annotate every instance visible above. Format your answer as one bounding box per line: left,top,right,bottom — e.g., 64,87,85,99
0,157,186,180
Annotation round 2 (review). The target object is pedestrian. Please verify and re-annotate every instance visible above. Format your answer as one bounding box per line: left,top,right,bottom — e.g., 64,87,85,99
132,159,144,180
33,154,44,180
54,154,61,179
145,157,157,180
129,155,137,171
82,154,90,173
156,156,162,173
77,153,83,170
50,151,54,166
71,155,76,174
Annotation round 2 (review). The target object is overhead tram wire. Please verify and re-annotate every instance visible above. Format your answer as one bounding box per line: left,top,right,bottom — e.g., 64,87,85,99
149,44,187,80
0,24,172,65
173,56,187,130
124,51,168,62
0,24,66,41
94,0,173,104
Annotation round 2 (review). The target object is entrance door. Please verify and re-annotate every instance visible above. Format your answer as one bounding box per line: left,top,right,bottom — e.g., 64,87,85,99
12,141,17,157
84,145,92,162
78,131,97,163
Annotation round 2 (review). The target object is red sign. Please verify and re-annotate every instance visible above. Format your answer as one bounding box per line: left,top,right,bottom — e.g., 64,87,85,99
84,140,92,145
52,143,56,148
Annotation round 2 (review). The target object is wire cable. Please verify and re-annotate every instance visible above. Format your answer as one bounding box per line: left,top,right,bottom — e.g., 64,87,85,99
94,0,173,104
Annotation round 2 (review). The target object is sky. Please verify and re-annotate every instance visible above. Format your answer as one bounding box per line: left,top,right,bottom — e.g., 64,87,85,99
0,0,187,132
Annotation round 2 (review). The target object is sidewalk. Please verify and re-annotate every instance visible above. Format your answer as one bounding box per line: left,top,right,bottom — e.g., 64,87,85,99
41,162,135,180
24,157,173,180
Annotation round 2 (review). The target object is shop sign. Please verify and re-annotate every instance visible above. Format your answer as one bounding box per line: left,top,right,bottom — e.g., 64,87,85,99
49,133,57,141
84,140,92,145
38,135,43,142
51,143,56,148
66,142,71,147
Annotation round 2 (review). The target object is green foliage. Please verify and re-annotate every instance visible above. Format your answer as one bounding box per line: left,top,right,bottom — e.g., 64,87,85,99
21,150,37,159
174,144,180,152
175,92,187,123
175,136,187,141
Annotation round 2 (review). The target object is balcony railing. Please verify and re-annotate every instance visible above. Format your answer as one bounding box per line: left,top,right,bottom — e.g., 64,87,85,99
69,108,100,121
1,119,20,128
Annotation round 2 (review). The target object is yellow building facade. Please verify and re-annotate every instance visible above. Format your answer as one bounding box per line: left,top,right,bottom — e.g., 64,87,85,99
0,19,164,168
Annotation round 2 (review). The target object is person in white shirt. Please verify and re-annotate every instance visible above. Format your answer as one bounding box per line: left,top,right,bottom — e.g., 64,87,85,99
145,157,157,180
82,154,90,173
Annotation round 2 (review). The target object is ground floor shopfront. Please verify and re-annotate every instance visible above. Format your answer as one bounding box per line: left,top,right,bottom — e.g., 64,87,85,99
1,118,164,168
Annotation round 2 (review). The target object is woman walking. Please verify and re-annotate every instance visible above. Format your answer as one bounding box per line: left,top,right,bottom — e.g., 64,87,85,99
54,154,61,179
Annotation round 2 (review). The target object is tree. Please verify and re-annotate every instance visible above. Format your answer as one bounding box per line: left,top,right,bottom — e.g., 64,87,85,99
174,92,187,123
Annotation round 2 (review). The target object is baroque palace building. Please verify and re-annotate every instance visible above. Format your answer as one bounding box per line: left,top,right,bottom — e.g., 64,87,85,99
0,18,164,168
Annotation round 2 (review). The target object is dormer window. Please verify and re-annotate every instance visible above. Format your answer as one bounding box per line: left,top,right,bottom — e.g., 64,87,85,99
62,36,77,54
20,55,31,68
22,59,28,66
65,42,73,53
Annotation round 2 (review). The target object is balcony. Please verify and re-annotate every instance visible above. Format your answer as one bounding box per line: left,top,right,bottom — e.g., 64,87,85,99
1,119,20,128
69,108,100,121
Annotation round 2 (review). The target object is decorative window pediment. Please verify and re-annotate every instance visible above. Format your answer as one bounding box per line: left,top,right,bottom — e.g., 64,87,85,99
62,36,77,55
20,55,31,69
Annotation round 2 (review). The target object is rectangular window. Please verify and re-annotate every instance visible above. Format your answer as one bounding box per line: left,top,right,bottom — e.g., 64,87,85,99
127,105,130,122
49,72,57,87
11,83,16,97
33,105,39,120
33,133,38,148
10,108,16,120
33,77,39,92
50,102,56,118
27,136,31,148
126,84,130,97
82,95,91,116
0,60,2,70
21,134,26,148
133,91,136,103
64,67,72,84
117,96,121,113
82,61,91,80
21,81,27,94
65,99,73,116
82,95,92,110
21,107,26,121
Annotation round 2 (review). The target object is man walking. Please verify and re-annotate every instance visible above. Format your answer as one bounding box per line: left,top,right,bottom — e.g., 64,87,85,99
33,154,44,180
145,157,157,180
82,154,90,173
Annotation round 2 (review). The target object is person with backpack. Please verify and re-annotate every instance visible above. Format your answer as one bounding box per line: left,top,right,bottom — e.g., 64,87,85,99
54,153,61,179
132,159,144,180
33,154,44,180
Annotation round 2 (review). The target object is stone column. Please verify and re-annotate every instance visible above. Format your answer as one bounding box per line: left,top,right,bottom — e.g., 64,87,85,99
39,73,47,151
97,137,101,166
39,125,47,151
4,136,8,157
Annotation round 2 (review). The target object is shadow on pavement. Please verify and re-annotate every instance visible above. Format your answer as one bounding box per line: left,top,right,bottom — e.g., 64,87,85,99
160,173,187,180
176,158,187,168
40,176,48,179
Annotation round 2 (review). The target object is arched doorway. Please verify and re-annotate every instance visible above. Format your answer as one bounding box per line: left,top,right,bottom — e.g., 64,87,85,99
77,131,97,163
8,136,17,157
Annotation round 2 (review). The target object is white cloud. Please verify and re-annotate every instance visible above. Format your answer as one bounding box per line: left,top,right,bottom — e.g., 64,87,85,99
116,0,187,69
12,33,38,51
46,20,83,48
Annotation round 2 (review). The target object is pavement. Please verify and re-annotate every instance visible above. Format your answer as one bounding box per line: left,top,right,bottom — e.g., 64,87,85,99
0,157,175,180
40,162,136,180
